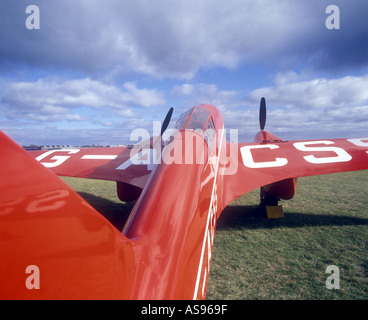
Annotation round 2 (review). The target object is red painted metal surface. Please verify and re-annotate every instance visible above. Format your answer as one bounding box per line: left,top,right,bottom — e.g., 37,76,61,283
1,103,367,299
0,131,135,299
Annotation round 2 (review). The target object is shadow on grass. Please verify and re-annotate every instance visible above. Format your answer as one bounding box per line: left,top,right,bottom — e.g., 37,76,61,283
78,192,135,231
78,191,367,232
216,205,368,231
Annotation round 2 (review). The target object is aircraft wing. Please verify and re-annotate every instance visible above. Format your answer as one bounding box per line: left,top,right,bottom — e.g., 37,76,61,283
221,137,368,207
28,143,155,190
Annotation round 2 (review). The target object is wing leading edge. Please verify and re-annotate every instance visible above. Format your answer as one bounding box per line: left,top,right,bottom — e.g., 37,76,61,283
28,139,163,202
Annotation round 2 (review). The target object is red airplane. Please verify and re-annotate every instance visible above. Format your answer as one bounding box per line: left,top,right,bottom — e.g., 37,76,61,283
0,98,367,299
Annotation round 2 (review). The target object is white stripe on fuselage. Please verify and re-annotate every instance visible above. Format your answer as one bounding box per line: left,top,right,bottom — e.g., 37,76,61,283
193,127,224,300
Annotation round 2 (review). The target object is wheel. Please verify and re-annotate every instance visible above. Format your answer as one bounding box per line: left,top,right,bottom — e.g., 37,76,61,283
260,187,279,206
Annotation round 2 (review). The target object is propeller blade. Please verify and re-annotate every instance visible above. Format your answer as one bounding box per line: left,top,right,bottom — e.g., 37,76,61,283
161,107,174,136
259,97,266,130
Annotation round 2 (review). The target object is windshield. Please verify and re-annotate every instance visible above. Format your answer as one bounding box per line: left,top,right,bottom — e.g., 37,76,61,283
175,106,211,131
175,107,193,130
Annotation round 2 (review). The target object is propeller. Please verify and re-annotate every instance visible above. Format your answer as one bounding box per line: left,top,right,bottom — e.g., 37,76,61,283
259,97,266,130
161,107,174,136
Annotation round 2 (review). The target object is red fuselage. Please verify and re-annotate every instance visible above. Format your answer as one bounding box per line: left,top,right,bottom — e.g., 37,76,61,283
121,104,225,298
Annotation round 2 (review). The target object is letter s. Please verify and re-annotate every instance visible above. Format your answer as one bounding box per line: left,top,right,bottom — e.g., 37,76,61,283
293,141,352,164
347,138,368,155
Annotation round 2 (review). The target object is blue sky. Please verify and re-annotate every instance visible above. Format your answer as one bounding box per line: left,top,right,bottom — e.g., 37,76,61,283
1,0,368,146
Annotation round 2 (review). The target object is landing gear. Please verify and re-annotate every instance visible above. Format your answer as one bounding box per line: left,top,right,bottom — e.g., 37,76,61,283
260,187,279,206
260,187,284,219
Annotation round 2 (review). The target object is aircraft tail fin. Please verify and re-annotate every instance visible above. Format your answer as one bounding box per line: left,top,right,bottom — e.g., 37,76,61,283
0,130,137,299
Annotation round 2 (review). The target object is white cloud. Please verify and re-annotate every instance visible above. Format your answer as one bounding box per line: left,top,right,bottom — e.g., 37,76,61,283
122,82,165,108
248,73,368,110
171,84,195,96
2,0,368,145
236,73,368,139
3,72,368,145
173,83,240,109
0,77,166,122
168,73,368,141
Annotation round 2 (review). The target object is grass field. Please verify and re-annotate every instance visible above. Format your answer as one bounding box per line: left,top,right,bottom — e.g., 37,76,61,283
61,170,367,300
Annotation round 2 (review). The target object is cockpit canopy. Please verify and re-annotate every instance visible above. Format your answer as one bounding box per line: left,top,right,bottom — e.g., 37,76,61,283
175,106,216,151
175,106,214,132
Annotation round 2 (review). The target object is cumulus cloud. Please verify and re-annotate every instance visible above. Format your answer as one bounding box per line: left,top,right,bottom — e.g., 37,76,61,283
171,84,195,97
0,77,165,122
240,72,368,139
1,0,368,79
248,73,368,110
170,73,368,141
171,83,240,110
1,1,367,145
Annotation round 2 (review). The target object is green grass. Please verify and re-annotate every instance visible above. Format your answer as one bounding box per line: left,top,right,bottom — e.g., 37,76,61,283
208,171,368,300
61,170,368,300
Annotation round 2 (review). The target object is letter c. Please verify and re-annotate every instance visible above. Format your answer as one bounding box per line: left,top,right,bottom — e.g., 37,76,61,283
240,145,288,168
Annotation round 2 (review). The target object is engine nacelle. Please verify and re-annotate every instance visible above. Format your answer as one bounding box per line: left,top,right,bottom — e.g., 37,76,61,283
116,181,142,202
